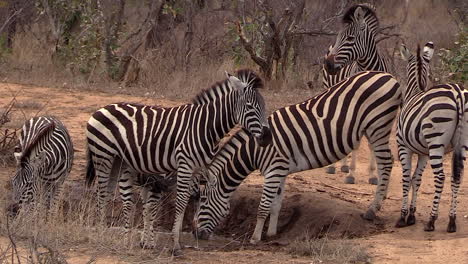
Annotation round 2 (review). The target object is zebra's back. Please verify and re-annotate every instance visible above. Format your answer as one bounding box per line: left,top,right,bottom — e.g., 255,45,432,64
86,102,192,174
271,71,401,170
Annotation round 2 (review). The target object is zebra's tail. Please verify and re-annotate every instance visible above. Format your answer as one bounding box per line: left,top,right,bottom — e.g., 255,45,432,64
452,84,467,183
85,147,96,187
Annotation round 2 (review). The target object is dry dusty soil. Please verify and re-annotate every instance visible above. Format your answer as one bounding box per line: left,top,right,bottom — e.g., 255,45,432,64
1,83,468,263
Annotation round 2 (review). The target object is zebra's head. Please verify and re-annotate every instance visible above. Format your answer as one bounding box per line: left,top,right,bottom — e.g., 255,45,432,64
400,42,434,94
230,70,271,146
11,152,47,208
193,170,230,240
11,163,35,206
324,4,379,75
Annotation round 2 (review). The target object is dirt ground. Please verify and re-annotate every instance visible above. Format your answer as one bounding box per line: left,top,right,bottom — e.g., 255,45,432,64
1,82,468,264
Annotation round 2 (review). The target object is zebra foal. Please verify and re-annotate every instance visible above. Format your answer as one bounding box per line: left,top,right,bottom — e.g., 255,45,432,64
395,42,467,232
195,71,402,243
10,116,73,214
85,69,270,253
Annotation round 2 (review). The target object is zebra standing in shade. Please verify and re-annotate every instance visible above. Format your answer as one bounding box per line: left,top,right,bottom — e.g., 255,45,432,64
395,42,467,232
11,116,73,214
85,69,270,253
194,71,401,243
323,4,390,185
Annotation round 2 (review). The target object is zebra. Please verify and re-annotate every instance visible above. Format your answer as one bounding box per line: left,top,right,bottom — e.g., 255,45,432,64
85,69,271,253
194,71,401,243
394,42,467,232
323,4,390,185
10,116,73,215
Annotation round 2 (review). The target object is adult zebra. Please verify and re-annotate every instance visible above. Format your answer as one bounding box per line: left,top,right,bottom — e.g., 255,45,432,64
395,42,467,232
323,4,390,185
10,116,73,214
194,71,401,243
85,69,270,253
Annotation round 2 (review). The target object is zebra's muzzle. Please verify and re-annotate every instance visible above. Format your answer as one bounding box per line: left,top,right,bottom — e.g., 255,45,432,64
257,126,272,147
324,54,339,75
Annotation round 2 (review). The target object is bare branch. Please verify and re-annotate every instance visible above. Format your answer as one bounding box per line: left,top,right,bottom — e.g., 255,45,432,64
235,21,269,71
0,7,24,35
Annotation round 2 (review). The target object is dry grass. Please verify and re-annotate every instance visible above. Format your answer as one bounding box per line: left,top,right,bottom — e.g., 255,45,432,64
287,235,371,264
0,183,175,263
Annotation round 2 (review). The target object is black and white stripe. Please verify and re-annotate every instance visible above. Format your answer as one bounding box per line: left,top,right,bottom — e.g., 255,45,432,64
195,71,401,242
322,4,390,184
395,42,467,232
11,116,73,212
85,69,270,251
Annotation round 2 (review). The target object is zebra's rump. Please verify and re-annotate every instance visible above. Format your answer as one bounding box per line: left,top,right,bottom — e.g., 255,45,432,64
398,84,464,154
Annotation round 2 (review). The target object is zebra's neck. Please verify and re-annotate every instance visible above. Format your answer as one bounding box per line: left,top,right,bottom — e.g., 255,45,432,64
356,39,388,72
197,92,239,157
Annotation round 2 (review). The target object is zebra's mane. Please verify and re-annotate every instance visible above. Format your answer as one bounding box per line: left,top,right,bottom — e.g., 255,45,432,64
191,69,263,105
19,118,56,164
342,4,378,25
416,45,424,91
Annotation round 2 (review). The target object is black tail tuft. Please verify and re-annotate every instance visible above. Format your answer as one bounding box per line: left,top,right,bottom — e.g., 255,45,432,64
85,149,96,187
452,150,464,184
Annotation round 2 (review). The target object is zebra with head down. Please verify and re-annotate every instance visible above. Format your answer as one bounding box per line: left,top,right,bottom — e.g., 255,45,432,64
10,116,73,215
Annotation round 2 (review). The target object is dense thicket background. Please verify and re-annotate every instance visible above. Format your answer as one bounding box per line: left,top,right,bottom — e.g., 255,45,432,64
0,0,465,99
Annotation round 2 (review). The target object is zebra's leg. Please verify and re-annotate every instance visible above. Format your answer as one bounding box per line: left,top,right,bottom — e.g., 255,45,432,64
344,153,356,184
447,146,465,233
341,156,350,173
49,180,66,220
251,174,284,244
172,165,194,255
407,155,428,226
118,166,137,235
367,142,378,185
424,147,446,232
395,146,413,228
140,185,162,248
363,139,393,220
93,155,119,226
266,177,286,238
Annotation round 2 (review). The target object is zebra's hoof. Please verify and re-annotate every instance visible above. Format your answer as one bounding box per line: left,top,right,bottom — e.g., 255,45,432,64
326,166,336,174
344,176,355,184
341,165,350,173
447,216,456,233
368,177,378,185
406,214,416,226
424,218,435,232
171,248,183,256
395,217,407,228
361,209,376,221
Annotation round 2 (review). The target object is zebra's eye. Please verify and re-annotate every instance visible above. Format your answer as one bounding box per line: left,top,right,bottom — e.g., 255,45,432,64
346,36,355,42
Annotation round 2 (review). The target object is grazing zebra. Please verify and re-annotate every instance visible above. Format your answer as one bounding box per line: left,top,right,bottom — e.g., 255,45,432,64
85,69,270,252
395,42,467,232
323,4,390,185
11,116,73,213
195,71,401,243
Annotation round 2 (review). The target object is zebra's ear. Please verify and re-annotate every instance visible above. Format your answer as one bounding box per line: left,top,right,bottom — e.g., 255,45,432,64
400,44,411,61
228,74,247,91
225,71,233,78
423,41,434,62
354,6,365,23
